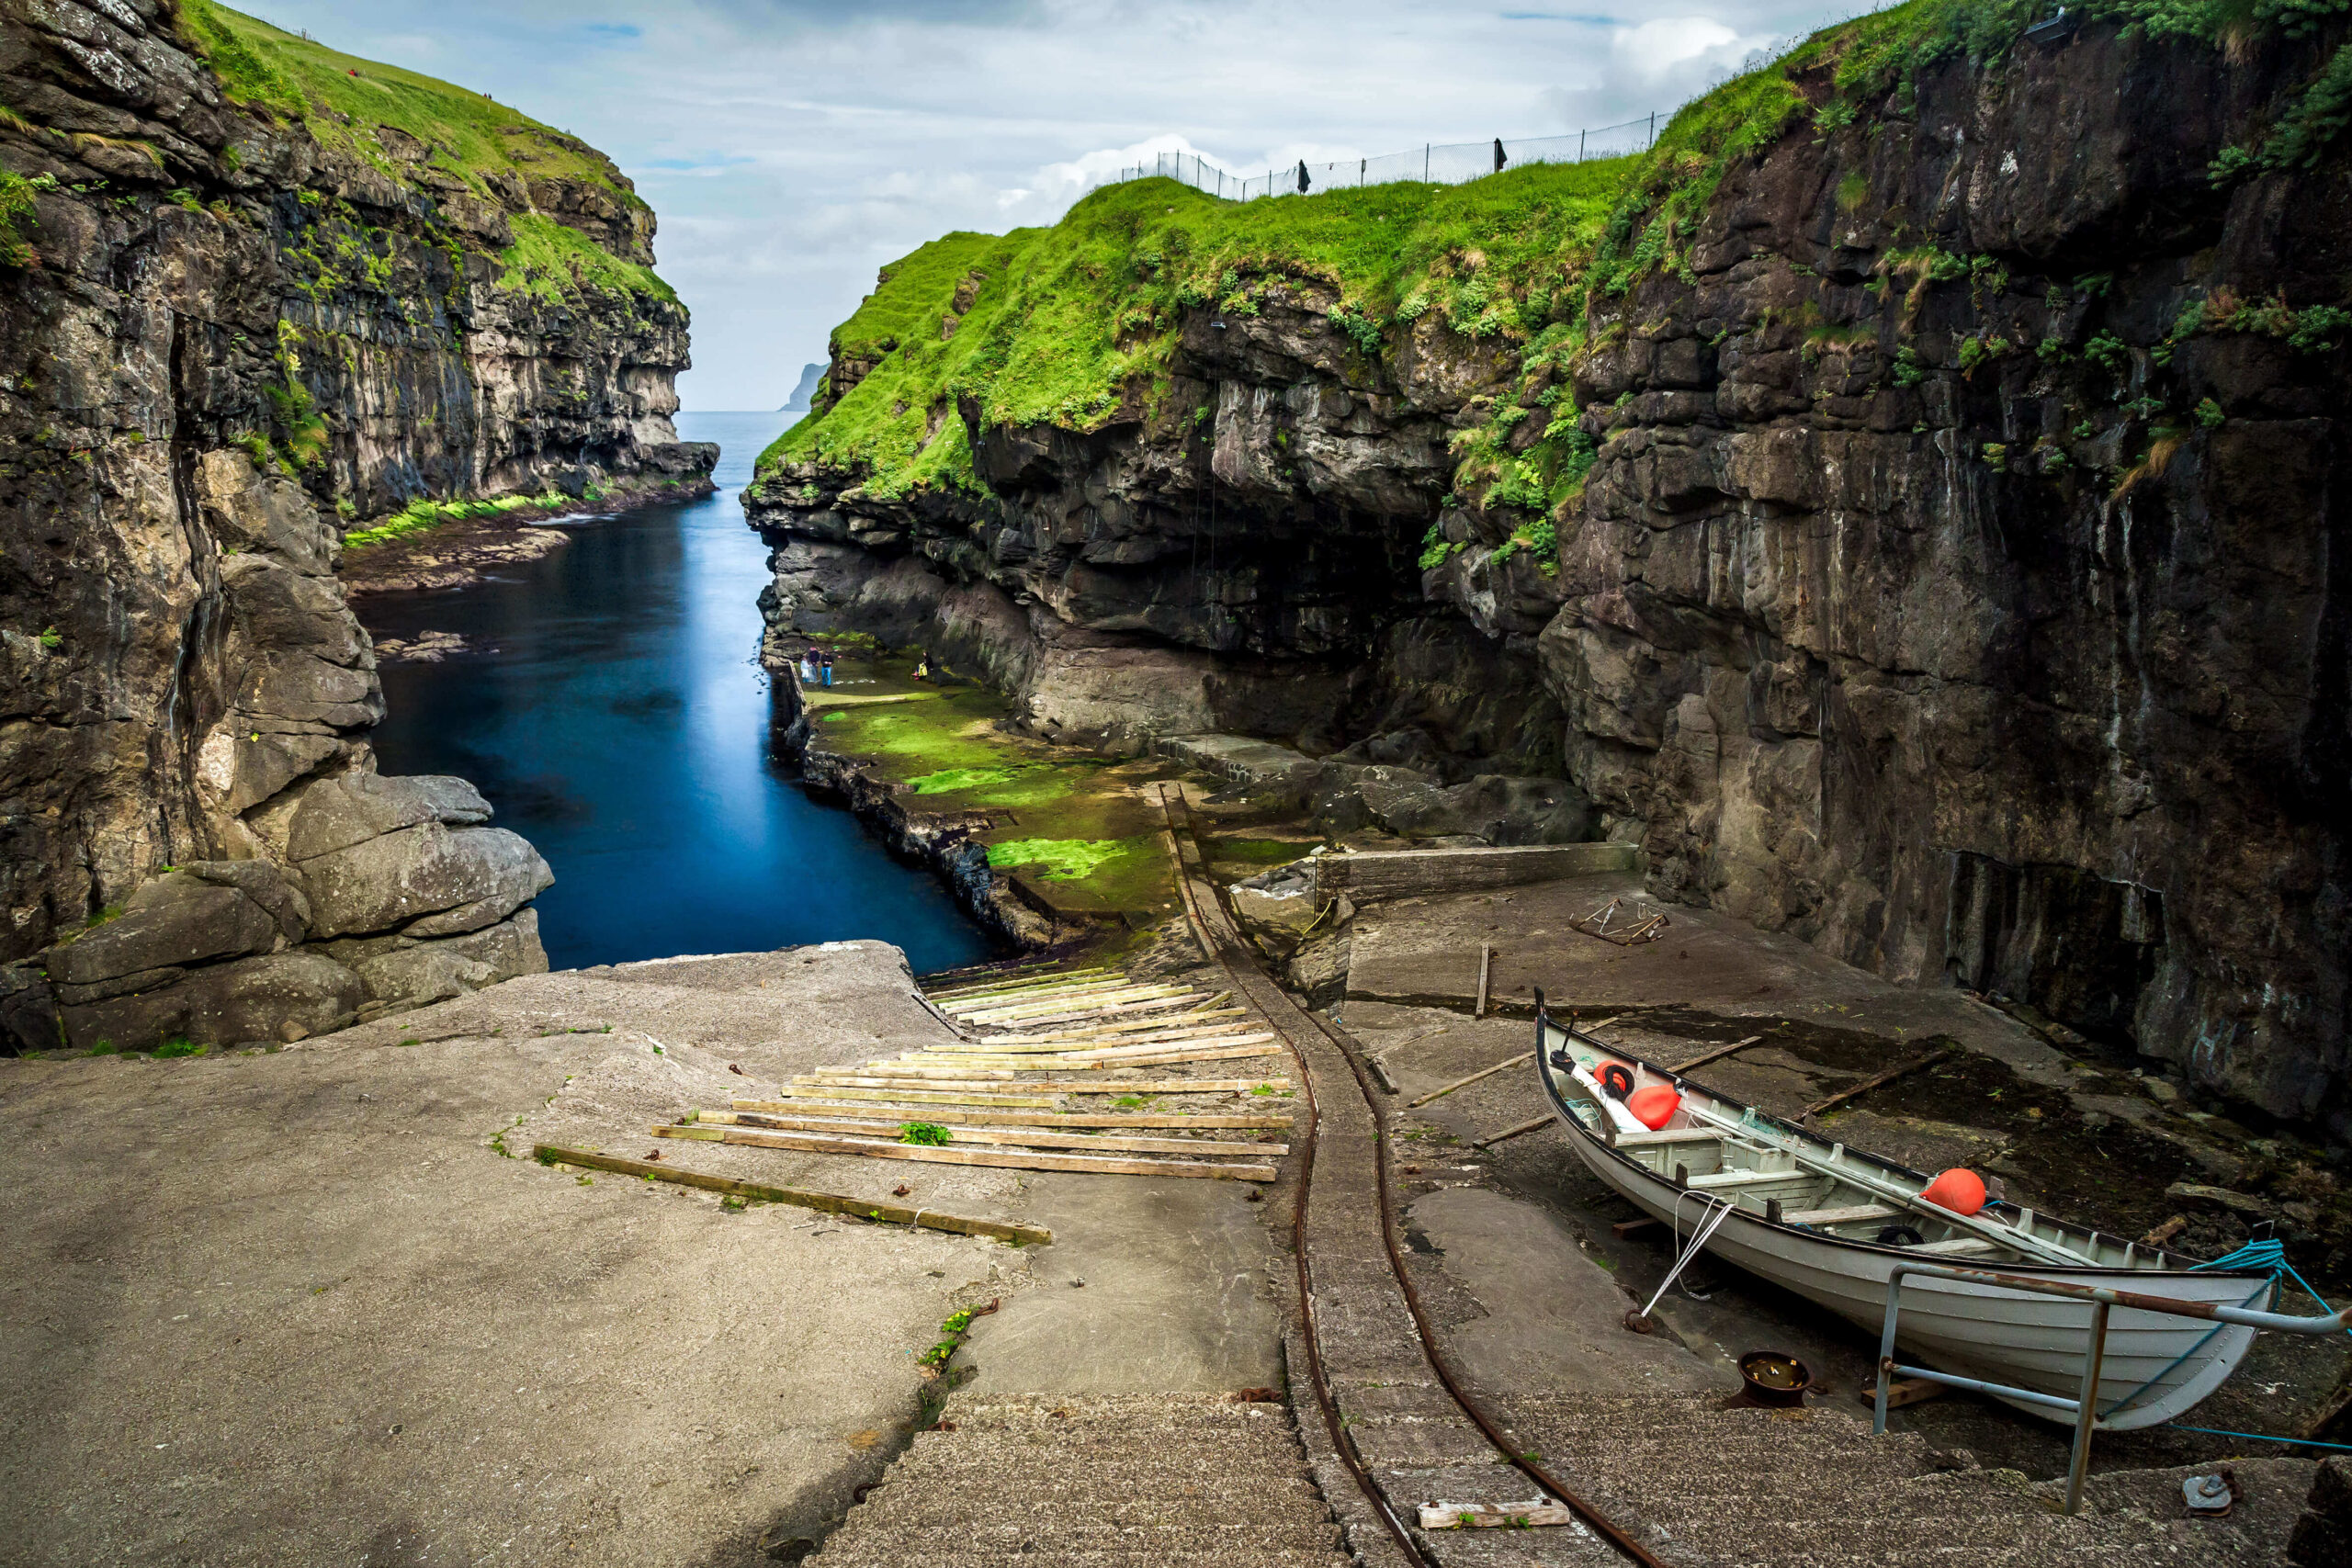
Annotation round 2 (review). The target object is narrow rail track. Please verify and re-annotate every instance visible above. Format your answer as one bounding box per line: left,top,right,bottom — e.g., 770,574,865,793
1153,786,1668,1568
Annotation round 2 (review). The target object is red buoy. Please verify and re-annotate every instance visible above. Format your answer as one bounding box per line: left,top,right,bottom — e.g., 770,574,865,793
1920,1168,1987,1216
1626,1084,1680,1131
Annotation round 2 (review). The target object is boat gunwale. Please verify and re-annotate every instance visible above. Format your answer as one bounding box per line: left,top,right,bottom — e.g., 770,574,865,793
1535,1020,2267,1283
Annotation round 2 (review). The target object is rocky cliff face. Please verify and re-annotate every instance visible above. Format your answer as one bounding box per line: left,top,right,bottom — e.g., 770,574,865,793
0,1,710,1049
749,14,2351,1130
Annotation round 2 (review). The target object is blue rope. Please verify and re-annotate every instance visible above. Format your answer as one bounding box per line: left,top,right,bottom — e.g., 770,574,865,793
2163,1425,2352,1452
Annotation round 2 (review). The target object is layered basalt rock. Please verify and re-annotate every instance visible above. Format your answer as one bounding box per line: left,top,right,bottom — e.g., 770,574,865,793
0,2,703,1047
750,18,2352,1129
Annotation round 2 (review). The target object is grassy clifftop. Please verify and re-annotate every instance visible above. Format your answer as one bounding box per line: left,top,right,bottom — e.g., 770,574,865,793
760,159,1635,505
763,0,2352,519
175,0,673,304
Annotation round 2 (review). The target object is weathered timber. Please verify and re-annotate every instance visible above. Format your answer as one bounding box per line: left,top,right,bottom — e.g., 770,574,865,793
1473,1114,1554,1148
1800,1046,1956,1121
1418,1501,1577,1529
951,984,1199,1022
652,1124,1277,1181
1407,1050,1534,1108
962,994,1217,1030
969,1008,1250,1044
1666,1034,1766,1075
714,1111,1287,1158
935,1022,1256,1053
768,1086,1059,1108
924,967,1120,1003
529,1145,1051,1245
729,1100,1293,1129
1476,943,1492,1019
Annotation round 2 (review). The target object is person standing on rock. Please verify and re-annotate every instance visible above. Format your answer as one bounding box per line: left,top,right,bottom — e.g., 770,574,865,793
820,649,834,688
799,648,817,684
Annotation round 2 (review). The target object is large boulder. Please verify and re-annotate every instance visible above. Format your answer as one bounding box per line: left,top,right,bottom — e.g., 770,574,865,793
300,822,553,940
58,950,365,1051
339,910,549,1020
285,772,493,861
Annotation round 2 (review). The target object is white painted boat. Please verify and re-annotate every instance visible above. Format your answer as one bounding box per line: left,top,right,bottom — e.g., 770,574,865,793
1535,1010,2276,1429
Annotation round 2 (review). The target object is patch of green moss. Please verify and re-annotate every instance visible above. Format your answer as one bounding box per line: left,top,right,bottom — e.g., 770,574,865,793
344,490,566,549
497,212,676,307
985,835,1167,911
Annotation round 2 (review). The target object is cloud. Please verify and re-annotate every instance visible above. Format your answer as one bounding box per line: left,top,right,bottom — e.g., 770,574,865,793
1612,17,1766,81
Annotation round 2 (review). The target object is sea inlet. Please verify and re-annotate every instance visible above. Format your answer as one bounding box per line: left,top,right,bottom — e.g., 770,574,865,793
359,410,996,975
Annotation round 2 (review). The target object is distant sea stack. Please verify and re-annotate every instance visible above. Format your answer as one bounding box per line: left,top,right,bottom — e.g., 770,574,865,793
0,1,712,1051
780,361,826,412
747,9,2352,1132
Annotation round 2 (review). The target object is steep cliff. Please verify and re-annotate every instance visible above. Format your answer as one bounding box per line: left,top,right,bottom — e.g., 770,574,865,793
0,1,710,1050
748,2,2352,1130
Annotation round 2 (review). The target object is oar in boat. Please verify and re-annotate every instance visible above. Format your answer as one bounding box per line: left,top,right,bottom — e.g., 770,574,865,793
1679,1102,2098,1269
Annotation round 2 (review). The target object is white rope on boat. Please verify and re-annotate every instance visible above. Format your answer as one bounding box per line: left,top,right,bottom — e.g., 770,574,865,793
1642,1194,1735,1319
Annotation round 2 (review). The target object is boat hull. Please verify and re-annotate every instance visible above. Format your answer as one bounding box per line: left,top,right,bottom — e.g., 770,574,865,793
1538,1042,2272,1429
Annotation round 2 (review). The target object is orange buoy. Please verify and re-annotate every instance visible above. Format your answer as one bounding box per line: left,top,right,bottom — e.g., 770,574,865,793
1594,1061,1636,1099
1919,1168,1987,1216
1626,1084,1681,1131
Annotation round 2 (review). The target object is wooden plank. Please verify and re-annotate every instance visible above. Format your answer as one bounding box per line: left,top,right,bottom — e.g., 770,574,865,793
968,1008,1250,1044
714,1111,1287,1158
802,1076,1052,1093
1419,1502,1576,1530
923,965,1118,1001
952,984,1198,1021
653,1124,1277,1181
732,1100,1292,1130
806,1065,1019,1081
936,1022,1256,1053
1406,1050,1534,1109
1476,942,1492,1019
906,1043,1285,1070
1665,1034,1766,1075
1611,1217,1665,1240
1800,1045,1954,1121
963,994,1216,1030
840,1075,1294,1094
1473,1114,1554,1149
925,967,1120,1003
529,1145,1051,1245
921,1028,1270,1060
767,1086,1059,1108
1782,1203,1900,1227
1060,1032,1278,1061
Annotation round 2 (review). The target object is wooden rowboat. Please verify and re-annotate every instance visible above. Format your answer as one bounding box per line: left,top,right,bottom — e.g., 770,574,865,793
1536,1010,2276,1429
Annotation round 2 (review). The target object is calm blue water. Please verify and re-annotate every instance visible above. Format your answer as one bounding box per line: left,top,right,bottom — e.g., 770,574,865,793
362,411,996,974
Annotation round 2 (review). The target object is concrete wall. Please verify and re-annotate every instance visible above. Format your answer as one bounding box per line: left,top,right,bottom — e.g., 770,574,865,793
1312,842,1639,905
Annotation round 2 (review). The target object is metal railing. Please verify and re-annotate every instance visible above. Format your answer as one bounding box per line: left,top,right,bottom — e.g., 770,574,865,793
1110,115,1664,201
1872,1259,2351,1515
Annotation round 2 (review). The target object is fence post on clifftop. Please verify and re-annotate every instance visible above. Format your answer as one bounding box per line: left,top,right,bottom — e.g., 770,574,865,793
1578,129,1586,162
1648,111,1657,147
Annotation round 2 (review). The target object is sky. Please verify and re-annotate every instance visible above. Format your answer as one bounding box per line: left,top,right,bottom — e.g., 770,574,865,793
237,1,1871,410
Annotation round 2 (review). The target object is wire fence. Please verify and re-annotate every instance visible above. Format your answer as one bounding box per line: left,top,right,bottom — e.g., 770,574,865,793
1106,114,1664,201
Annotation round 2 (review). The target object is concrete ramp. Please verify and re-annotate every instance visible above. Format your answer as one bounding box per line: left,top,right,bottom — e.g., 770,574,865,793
807,1393,1351,1566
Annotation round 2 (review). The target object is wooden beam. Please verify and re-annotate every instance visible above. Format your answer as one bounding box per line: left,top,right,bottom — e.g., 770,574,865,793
653,1124,1276,1181
529,1145,1051,1246
1857,1377,1946,1412
1800,1046,1954,1122
1406,1050,1534,1109
952,985,1202,1022
766,1086,1059,1109
711,1111,1286,1158
1666,1034,1766,1076
731,1099,1292,1130
1473,1113,1554,1148
805,1065,1019,1081
1476,942,1492,1019
933,1024,1261,1055
923,965,1118,1002
1419,1502,1577,1530
967,1008,1250,1044
909,1043,1284,1070
1611,1216,1665,1240
830,1075,1294,1094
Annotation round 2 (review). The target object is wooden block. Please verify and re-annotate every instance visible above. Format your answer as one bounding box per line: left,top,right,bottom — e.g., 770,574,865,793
652,1124,1277,1181
1611,1217,1665,1240
531,1145,1051,1245
1418,1501,1576,1530
1860,1377,1947,1411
